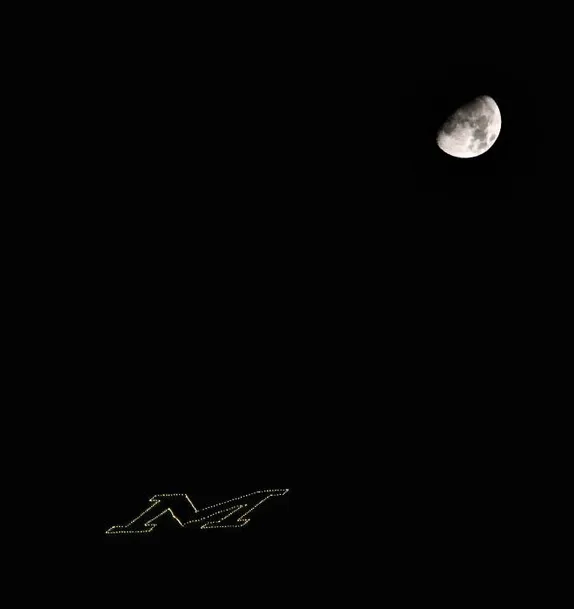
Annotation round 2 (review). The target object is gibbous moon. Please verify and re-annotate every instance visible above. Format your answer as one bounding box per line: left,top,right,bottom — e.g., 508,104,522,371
437,95,501,158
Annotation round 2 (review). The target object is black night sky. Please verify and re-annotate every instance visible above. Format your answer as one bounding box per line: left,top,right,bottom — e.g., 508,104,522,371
91,11,559,600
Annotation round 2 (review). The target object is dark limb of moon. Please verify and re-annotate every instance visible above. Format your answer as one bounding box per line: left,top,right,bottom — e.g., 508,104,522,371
443,115,462,135
464,98,483,114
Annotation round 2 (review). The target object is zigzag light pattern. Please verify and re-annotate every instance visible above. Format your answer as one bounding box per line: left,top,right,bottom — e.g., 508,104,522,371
106,489,289,534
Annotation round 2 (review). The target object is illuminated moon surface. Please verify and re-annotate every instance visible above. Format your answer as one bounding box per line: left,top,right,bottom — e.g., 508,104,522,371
437,95,502,159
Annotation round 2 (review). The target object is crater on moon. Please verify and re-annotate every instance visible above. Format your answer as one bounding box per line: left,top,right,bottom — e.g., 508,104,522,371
437,95,501,159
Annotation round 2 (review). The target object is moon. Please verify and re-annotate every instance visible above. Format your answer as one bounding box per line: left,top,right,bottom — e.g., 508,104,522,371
437,95,501,158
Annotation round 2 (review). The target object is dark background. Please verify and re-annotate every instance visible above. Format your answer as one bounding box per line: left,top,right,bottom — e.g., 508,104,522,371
83,10,563,599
